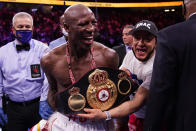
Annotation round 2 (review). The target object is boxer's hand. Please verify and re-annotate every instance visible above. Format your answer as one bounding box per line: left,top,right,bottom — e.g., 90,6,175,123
77,108,106,120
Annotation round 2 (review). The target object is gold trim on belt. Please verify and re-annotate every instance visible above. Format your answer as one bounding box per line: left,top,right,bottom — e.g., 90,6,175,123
87,69,118,111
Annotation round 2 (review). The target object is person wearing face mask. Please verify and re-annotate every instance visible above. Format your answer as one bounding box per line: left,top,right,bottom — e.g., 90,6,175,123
49,14,67,49
78,20,158,131
0,12,53,131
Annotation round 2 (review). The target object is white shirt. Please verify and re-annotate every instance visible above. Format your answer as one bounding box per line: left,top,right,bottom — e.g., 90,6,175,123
120,50,155,118
0,39,49,107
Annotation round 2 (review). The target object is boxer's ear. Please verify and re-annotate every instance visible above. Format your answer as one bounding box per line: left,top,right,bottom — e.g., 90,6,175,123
63,23,69,33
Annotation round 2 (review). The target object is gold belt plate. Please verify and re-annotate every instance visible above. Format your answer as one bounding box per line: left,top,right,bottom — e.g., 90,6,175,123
87,69,117,111
68,87,86,112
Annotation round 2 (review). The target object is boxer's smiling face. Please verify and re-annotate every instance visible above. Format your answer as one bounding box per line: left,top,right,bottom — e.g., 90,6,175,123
132,31,156,62
75,13,97,46
66,7,97,50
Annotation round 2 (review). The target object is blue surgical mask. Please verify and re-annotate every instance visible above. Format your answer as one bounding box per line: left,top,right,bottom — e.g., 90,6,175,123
16,30,32,44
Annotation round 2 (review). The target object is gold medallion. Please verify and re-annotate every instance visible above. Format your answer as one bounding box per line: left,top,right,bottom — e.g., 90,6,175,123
117,72,132,95
87,69,117,111
68,87,86,112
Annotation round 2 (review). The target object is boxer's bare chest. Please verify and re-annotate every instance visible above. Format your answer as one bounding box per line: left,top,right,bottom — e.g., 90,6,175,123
51,47,109,91
52,55,94,90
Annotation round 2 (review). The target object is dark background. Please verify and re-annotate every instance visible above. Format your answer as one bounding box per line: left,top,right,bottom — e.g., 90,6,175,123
0,1,184,47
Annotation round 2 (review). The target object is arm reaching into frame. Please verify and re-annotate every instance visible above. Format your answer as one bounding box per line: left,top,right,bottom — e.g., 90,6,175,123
77,86,148,120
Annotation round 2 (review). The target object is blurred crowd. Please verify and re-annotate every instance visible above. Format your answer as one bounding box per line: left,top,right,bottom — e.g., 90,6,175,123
0,3,183,48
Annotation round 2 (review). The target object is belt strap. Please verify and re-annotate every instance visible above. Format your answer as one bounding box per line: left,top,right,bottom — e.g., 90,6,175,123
8,97,40,106
56,67,138,114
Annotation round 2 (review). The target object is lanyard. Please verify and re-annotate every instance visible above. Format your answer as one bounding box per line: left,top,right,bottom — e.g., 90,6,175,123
65,44,96,84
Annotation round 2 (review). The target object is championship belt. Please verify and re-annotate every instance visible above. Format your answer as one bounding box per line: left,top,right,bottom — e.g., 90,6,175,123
56,67,138,114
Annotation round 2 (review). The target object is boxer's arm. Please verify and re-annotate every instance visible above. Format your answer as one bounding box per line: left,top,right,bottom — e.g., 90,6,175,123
41,56,57,110
42,71,57,110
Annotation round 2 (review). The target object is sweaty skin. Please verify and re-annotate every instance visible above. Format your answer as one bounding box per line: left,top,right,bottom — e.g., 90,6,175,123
41,4,119,110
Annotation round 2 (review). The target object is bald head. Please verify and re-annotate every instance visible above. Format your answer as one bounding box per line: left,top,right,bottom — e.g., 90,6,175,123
64,4,94,25
62,4,97,47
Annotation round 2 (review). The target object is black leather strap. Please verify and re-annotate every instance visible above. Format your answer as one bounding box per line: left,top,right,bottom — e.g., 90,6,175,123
56,67,138,114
